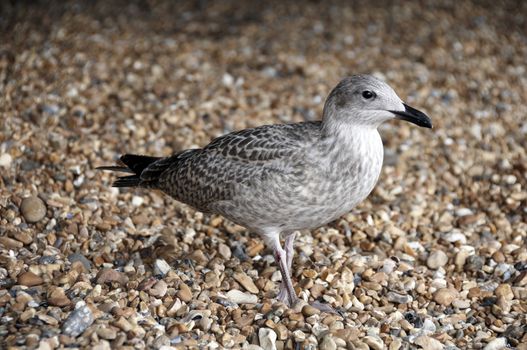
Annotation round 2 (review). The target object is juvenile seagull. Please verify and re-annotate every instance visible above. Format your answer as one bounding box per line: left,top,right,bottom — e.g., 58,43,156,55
99,75,432,309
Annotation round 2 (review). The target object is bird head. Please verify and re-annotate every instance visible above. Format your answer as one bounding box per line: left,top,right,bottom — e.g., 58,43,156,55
322,74,432,131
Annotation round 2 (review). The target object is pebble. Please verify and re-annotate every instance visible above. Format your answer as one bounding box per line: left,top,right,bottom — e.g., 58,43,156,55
483,338,508,350
18,271,44,286
62,302,94,337
154,259,171,276
363,335,384,350
302,304,320,317
177,283,192,302
293,329,306,342
149,280,168,298
20,196,47,223
414,335,444,350
387,291,413,304
218,243,232,260
233,272,259,294
48,287,71,306
96,268,129,285
433,288,457,306
226,289,258,304
320,335,337,350
465,255,485,272
494,284,513,300
258,328,277,350
427,250,448,269
68,253,92,271
0,153,12,167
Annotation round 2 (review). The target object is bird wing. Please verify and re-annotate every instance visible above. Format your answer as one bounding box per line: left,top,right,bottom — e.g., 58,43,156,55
154,121,321,211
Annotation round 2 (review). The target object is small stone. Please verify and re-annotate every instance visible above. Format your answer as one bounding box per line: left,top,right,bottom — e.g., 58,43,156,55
363,335,384,350
48,287,71,307
320,335,337,350
68,253,92,271
258,328,277,350
15,231,33,245
387,291,413,304
494,284,513,301
218,243,231,260
302,304,320,317
427,250,448,269
465,255,484,272
18,271,43,286
233,272,259,294
0,153,12,167
62,301,94,337
226,289,258,304
96,327,117,340
483,338,508,350
20,196,47,223
177,283,192,302
293,330,306,342
0,236,23,249
149,280,168,298
434,288,458,306
96,268,129,285
154,259,171,276
414,335,444,350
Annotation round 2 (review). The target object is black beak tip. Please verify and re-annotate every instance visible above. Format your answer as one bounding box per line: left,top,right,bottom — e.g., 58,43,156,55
391,103,433,129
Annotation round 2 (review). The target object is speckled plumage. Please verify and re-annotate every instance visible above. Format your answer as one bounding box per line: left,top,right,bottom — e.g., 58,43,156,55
99,74,432,308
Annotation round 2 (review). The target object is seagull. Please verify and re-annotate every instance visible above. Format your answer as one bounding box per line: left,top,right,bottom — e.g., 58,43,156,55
98,74,432,310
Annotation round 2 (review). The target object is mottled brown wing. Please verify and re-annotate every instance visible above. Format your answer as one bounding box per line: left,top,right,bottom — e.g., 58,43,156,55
155,122,321,211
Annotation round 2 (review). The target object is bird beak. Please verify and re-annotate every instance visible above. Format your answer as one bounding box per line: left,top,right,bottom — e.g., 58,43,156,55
390,103,432,128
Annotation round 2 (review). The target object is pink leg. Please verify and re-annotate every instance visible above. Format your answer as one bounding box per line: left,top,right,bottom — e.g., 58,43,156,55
266,232,298,306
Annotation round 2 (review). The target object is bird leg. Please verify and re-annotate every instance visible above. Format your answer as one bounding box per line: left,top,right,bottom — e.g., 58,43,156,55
266,233,298,306
276,232,297,303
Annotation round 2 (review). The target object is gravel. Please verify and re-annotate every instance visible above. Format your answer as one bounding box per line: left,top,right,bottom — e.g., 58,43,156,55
1,1,526,349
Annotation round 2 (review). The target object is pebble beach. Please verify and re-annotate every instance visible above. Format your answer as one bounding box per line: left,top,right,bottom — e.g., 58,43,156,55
0,1,526,349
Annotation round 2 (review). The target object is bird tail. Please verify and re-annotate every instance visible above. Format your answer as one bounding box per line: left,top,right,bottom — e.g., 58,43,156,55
97,154,162,188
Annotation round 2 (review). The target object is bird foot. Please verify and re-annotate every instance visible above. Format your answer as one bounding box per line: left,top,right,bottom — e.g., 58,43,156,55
309,300,338,314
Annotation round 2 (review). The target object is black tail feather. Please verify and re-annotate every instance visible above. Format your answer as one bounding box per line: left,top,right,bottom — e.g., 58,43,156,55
97,154,162,188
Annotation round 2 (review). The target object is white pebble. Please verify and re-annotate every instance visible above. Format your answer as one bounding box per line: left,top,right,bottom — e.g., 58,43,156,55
483,338,508,350
226,290,257,304
258,328,277,350
132,196,144,206
0,153,12,167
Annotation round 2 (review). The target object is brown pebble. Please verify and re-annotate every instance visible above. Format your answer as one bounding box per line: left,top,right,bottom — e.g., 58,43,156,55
494,284,513,300
48,287,71,307
302,305,320,317
20,196,47,223
233,272,259,294
18,271,43,286
96,268,129,285
0,236,23,249
434,288,457,306
177,283,192,302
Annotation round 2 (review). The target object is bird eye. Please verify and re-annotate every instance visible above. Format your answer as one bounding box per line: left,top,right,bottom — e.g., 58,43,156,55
362,90,375,99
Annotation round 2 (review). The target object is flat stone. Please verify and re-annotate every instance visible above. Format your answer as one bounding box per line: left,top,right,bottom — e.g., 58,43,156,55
434,288,457,306
18,271,43,286
363,335,384,350
20,196,47,223
320,335,337,350
96,268,128,285
387,291,413,304
149,280,168,298
302,304,320,317
494,284,513,301
483,338,508,350
68,253,92,271
233,272,259,294
218,243,231,260
48,287,71,307
153,259,171,276
177,283,192,302
62,302,94,337
226,289,258,304
427,250,448,269
414,335,444,350
258,328,277,350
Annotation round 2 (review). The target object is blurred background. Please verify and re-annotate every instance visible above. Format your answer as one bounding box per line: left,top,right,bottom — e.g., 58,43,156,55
1,0,526,349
